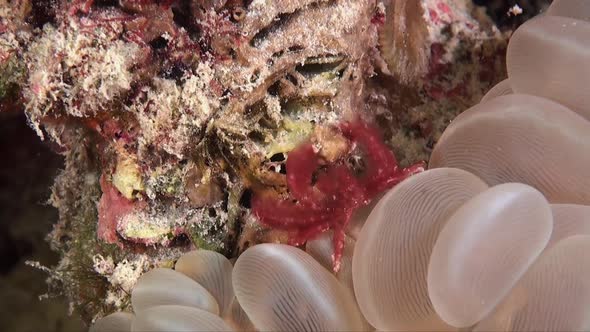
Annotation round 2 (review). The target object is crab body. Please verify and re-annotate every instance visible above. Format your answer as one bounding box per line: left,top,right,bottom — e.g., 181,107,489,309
252,120,425,271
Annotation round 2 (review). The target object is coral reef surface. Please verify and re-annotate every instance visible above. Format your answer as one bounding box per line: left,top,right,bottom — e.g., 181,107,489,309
0,0,519,323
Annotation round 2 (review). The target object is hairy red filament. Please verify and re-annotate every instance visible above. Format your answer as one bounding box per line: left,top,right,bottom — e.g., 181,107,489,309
252,120,426,271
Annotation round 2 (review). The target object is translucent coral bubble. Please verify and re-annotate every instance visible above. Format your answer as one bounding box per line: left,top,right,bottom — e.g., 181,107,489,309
347,194,383,240
131,268,219,315
475,235,590,332
132,305,232,332
546,0,590,22
480,79,512,103
430,94,590,205
547,204,590,249
174,250,234,316
232,243,364,331
428,183,553,328
352,168,488,331
507,15,590,120
305,231,355,290
305,232,375,330
90,312,134,332
224,297,256,331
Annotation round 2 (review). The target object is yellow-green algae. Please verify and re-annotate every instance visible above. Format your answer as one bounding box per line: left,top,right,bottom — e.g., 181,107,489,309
111,156,144,200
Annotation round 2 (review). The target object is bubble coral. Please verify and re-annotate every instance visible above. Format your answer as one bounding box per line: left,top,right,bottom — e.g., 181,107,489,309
354,2,590,330
91,246,364,332
430,93,590,205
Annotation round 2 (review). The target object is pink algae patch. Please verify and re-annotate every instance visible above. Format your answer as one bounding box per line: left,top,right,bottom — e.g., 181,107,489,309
97,175,141,246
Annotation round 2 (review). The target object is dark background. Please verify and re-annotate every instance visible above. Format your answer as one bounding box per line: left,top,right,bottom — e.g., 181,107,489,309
0,111,84,331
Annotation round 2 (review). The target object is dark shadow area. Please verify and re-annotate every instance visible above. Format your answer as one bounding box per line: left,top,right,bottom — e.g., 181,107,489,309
0,111,84,332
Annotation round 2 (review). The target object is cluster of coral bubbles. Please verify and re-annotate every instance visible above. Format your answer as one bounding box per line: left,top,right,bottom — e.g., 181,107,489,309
91,1,590,331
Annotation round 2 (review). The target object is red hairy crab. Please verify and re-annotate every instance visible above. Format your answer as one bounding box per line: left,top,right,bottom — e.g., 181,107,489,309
252,120,426,271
